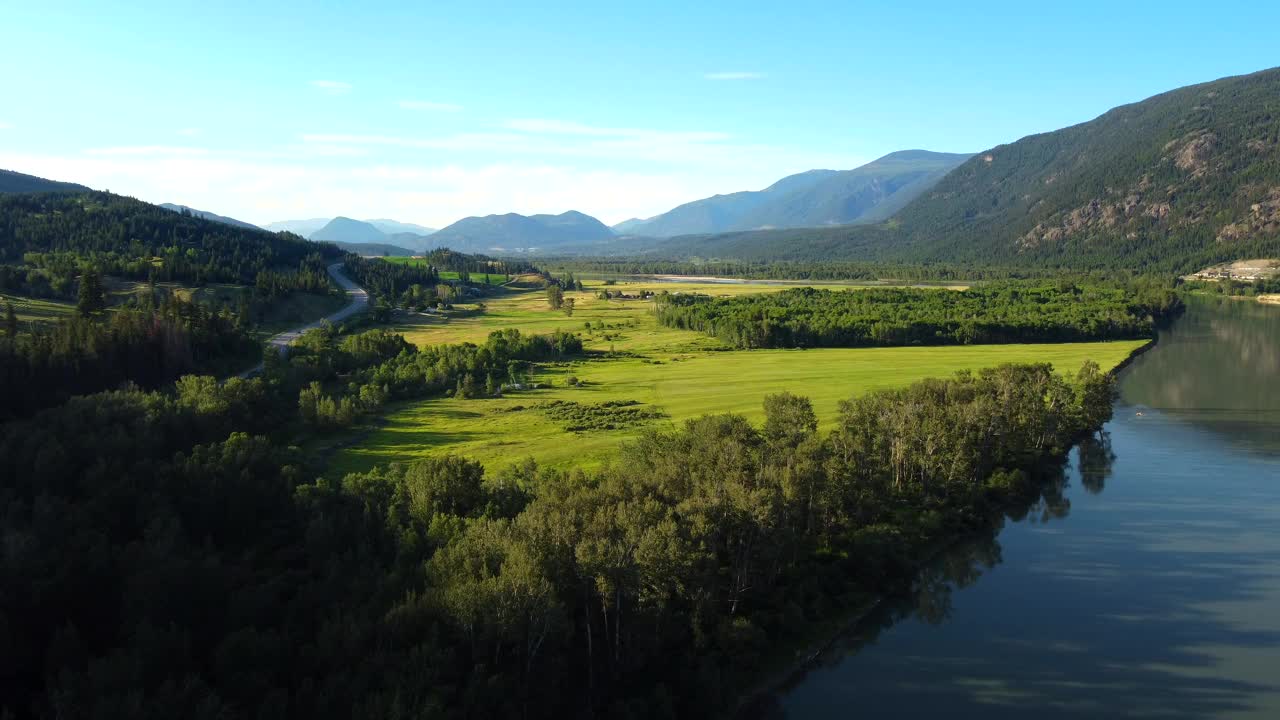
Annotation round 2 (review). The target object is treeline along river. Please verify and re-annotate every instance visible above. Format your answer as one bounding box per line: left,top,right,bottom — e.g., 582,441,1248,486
749,296,1280,719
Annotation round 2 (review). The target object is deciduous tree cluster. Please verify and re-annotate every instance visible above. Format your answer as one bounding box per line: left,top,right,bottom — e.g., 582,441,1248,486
657,282,1182,349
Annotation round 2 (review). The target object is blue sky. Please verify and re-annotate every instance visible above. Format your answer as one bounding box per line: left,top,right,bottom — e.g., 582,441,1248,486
1,0,1277,228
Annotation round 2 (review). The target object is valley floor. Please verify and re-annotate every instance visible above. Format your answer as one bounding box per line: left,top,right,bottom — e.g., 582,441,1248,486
330,279,1146,475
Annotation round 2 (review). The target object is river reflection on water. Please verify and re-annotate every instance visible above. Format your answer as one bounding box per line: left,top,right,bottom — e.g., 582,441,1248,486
754,297,1280,719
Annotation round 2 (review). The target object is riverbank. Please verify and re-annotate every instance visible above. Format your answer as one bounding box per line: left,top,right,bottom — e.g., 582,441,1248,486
1106,336,1158,376
730,471,1075,718
730,335,1160,716
760,296,1280,717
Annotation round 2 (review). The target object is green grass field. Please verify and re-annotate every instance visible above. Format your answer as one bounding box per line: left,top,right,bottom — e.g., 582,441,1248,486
332,279,1145,477
2,294,77,331
331,340,1144,476
386,278,900,352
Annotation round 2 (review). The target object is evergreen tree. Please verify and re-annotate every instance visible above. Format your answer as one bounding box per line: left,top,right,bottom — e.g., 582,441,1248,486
460,372,478,399
3,300,17,338
262,341,285,380
76,268,106,316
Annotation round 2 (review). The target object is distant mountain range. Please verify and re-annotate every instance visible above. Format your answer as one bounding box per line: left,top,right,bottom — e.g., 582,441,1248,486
310,217,387,244
0,169,91,194
651,66,1280,272
365,219,436,236
159,203,261,230
615,151,972,238
428,210,616,252
9,66,1280,274
261,216,438,251
262,218,332,236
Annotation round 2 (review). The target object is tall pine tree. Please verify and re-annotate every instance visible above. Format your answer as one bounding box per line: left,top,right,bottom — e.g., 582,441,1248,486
76,269,107,316
3,301,17,338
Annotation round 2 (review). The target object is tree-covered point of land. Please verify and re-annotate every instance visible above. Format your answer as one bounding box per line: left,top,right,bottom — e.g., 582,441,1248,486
657,282,1182,349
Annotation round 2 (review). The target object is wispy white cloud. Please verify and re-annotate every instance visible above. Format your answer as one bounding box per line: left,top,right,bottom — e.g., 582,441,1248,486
703,71,765,81
309,80,352,95
85,146,211,157
0,122,12,130
176,127,201,137
300,132,525,152
398,100,463,112
501,118,730,143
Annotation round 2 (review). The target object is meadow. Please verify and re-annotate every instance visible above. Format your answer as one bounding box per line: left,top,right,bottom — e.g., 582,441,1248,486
331,279,1145,475
2,293,76,331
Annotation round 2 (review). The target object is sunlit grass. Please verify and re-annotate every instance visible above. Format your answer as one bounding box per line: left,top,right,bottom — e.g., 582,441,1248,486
334,280,1145,476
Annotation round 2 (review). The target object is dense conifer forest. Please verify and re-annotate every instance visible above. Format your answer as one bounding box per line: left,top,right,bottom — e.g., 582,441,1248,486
0,292,256,420
0,192,340,290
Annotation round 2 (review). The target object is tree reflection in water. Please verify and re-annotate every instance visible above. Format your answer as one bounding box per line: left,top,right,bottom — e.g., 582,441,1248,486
1077,432,1116,495
747,444,1115,719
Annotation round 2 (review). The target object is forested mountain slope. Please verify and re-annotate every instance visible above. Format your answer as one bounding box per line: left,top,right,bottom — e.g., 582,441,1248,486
619,151,969,237
0,192,339,284
431,210,615,251
614,170,837,237
744,150,973,229
366,218,436,236
0,168,91,194
656,67,1280,272
159,203,261,230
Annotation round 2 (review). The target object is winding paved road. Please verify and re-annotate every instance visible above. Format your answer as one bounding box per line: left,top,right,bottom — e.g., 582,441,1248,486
238,262,368,377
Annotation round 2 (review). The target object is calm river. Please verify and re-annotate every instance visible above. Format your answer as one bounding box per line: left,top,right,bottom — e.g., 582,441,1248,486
753,296,1280,718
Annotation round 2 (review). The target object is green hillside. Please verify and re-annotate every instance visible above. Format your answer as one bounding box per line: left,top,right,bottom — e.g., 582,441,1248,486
615,171,836,237
0,168,91,194
159,203,261,230
655,68,1280,273
618,152,969,238
0,191,339,285
741,150,972,229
